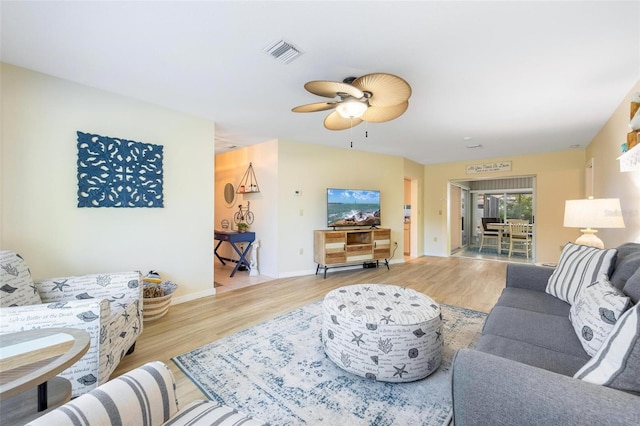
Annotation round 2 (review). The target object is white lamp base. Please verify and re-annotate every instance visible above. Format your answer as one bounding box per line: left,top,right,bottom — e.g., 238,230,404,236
575,228,604,249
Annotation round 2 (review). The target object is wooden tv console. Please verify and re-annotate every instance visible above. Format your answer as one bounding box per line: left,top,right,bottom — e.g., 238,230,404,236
314,228,391,278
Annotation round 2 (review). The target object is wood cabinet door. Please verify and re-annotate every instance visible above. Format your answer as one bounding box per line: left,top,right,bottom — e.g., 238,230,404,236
315,231,346,264
373,229,391,258
346,244,374,261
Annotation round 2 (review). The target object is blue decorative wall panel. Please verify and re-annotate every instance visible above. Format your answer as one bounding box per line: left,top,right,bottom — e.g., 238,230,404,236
77,131,164,208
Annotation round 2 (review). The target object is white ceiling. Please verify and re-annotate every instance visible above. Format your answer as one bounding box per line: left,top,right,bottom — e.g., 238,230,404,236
2,1,639,165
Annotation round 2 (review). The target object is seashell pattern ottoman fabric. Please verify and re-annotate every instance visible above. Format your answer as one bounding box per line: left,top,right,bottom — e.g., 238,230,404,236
322,284,443,382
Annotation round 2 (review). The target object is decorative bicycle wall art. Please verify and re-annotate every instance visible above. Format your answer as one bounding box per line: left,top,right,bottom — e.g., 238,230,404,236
234,201,254,232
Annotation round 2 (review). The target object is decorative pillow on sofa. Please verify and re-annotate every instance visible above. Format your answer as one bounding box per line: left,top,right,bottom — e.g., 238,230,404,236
546,243,617,305
574,303,640,394
623,267,640,304
0,250,41,307
569,278,631,356
609,242,640,291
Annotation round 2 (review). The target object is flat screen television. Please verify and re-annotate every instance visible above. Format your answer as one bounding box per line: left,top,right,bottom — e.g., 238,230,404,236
327,188,381,228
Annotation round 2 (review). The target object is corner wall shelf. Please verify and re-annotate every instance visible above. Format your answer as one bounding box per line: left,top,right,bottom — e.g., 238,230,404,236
618,143,640,172
237,162,260,193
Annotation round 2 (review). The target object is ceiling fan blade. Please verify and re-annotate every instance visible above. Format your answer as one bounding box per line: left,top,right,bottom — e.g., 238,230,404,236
352,73,412,107
324,111,363,131
291,102,337,113
363,101,409,123
305,81,364,99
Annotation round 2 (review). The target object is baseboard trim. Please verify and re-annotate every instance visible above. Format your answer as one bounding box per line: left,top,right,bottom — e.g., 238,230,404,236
171,288,215,305
176,258,407,302
277,269,317,278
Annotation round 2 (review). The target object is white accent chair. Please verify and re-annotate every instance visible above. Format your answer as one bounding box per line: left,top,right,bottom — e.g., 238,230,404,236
508,222,532,258
506,218,529,225
0,250,143,397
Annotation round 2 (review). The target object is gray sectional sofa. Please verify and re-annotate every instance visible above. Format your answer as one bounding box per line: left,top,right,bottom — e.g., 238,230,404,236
452,243,640,425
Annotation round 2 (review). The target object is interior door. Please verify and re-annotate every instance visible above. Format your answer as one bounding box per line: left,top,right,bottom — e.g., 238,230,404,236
450,185,462,252
461,187,469,247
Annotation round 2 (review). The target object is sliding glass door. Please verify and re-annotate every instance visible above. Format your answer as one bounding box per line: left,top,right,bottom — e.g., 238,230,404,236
475,192,533,224
471,189,534,253
451,176,535,262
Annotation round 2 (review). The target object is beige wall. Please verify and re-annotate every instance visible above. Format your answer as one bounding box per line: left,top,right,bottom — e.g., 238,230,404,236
1,63,216,302
215,140,409,278
217,134,628,276
424,150,586,262
586,80,640,245
277,140,406,276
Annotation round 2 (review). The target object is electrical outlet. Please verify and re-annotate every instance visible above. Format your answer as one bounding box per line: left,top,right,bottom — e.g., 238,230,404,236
299,248,303,255
434,237,438,242
394,241,398,247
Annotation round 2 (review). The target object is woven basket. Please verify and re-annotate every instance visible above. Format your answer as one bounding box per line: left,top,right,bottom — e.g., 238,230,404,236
143,281,178,322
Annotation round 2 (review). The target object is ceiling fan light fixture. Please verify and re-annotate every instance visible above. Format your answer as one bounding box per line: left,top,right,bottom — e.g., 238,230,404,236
291,72,410,131
336,98,368,119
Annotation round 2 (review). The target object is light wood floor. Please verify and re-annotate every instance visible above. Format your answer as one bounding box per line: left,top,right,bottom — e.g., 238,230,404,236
113,256,506,406
213,260,275,293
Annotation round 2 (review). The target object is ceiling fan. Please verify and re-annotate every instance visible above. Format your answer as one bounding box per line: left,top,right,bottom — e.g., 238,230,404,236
291,73,412,130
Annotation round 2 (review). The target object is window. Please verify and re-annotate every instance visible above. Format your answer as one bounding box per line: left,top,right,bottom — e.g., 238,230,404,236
476,192,533,223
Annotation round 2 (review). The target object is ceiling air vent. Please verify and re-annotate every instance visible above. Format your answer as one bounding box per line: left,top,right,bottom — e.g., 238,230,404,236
264,39,302,64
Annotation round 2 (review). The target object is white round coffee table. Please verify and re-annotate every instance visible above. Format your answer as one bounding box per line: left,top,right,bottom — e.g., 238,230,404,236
321,284,442,382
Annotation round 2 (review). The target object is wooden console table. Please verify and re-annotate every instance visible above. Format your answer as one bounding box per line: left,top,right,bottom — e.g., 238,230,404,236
314,228,391,278
214,230,256,277
0,327,90,424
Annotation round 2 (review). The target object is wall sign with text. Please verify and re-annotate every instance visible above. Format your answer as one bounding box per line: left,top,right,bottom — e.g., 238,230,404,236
465,161,512,174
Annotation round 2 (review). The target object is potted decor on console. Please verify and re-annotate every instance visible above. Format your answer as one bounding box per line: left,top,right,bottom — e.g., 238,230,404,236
237,222,250,233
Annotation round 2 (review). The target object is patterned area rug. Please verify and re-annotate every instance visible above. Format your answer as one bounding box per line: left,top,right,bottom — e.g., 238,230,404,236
173,301,487,426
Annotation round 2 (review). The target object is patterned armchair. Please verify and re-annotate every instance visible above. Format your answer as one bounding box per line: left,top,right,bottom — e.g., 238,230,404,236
0,250,143,397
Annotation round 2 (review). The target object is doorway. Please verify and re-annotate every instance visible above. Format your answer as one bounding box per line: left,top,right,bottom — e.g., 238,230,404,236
449,183,470,253
404,178,418,258
450,176,536,262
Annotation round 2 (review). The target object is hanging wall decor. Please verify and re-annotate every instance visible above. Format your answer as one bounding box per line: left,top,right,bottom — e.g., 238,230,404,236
236,162,260,193
77,131,164,208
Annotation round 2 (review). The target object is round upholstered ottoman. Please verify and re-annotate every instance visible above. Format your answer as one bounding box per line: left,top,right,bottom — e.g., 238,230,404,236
321,284,442,382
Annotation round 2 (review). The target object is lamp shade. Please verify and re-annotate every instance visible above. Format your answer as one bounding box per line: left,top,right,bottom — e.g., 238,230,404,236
563,198,624,248
336,98,368,119
563,198,625,229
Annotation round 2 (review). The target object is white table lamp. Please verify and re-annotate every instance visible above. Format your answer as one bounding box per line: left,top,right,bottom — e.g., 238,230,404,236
563,197,625,249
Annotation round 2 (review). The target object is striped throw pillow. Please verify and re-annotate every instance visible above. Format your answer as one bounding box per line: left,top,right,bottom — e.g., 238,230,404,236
574,303,640,394
546,243,617,305
26,361,179,425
